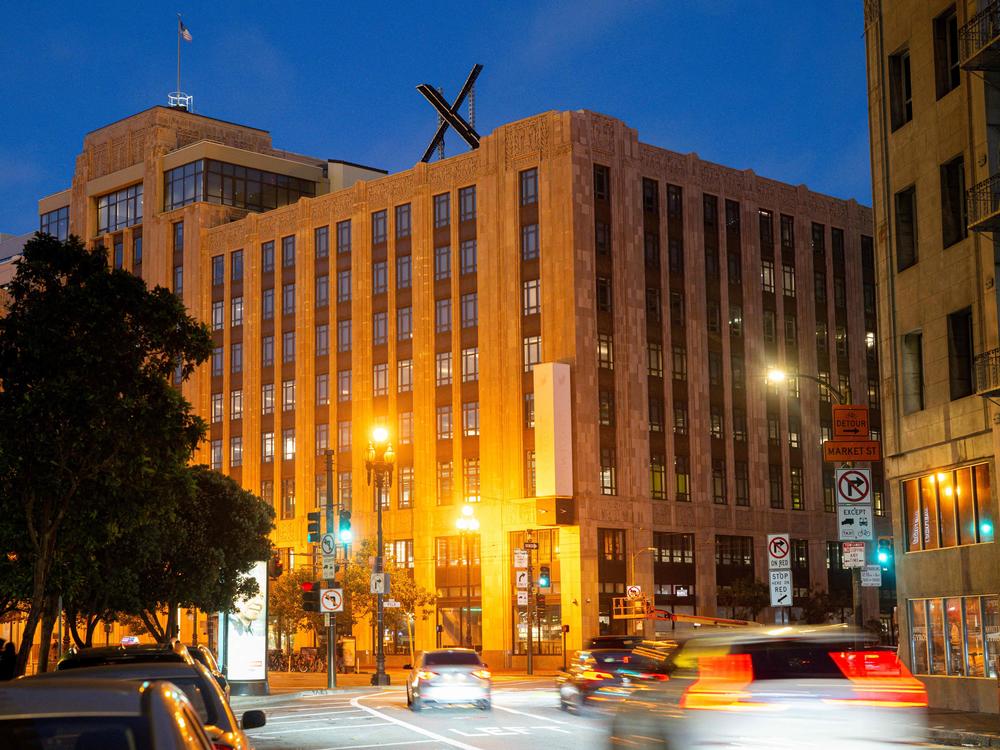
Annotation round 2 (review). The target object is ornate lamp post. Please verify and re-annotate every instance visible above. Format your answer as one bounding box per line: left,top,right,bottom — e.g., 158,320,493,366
365,426,395,686
455,504,480,649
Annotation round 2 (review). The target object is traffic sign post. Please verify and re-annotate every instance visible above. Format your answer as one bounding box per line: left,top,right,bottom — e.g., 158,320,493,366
832,405,870,438
320,533,337,556
767,534,791,570
836,469,871,504
515,570,529,589
769,570,792,608
322,555,337,579
838,505,874,540
842,541,866,568
514,550,528,569
320,588,344,613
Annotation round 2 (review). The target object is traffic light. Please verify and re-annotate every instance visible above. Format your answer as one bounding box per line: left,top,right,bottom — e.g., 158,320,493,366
338,510,353,544
877,536,893,568
307,512,322,544
301,580,321,612
267,554,283,579
536,593,546,613
537,565,551,588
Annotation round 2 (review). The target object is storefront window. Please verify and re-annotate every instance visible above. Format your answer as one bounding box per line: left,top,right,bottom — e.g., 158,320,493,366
910,596,1000,678
904,464,993,551
985,596,1000,678
910,600,929,674
928,599,946,675
945,598,965,675
966,596,985,677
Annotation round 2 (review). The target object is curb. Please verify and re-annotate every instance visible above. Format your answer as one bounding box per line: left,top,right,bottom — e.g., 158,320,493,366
928,729,1000,747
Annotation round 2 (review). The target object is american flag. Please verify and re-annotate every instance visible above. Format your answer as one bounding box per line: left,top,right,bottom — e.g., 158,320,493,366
179,17,192,42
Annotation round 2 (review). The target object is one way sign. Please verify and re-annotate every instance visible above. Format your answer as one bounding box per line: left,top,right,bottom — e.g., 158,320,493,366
836,468,871,505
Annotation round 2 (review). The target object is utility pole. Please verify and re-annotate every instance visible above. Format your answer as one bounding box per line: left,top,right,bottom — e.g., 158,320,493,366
325,449,337,689
526,532,534,676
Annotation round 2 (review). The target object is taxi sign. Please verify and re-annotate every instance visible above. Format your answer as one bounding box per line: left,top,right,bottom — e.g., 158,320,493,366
832,405,870,439
823,440,881,462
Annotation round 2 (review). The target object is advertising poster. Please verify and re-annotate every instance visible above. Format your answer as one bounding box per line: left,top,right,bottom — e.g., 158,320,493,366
225,560,268,682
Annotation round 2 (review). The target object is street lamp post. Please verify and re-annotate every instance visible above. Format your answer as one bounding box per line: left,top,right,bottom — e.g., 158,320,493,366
767,367,864,628
365,427,395,686
629,547,656,636
456,504,480,650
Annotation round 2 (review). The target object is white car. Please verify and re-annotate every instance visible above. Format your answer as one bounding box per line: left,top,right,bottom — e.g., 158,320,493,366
405,649,492,711
609,626,927,749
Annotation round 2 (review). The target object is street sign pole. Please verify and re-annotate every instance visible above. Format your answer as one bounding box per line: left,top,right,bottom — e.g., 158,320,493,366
325,449,337,690
526,540,534,676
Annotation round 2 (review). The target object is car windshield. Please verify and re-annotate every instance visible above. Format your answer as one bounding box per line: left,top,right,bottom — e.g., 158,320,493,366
423,652,482,666
733,639,882,680
0,716,151,749
586,636,643,650
586,650,665,672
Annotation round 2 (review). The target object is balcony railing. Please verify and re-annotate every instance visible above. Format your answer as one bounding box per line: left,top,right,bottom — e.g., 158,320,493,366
967,173,1000,232
975,347,1000,397
961,0,1000,71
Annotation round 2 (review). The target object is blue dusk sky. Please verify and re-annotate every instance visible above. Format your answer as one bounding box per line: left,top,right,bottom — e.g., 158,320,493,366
0,1,870,234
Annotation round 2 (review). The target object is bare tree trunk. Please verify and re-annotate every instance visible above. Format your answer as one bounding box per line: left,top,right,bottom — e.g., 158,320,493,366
406,614,415,666
139,609,167,642
15,550,52,676
84,615,100,647
67,607,87,650
35,595,59,673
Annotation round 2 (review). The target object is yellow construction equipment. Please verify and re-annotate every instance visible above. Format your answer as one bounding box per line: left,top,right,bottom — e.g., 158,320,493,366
611,595,758,628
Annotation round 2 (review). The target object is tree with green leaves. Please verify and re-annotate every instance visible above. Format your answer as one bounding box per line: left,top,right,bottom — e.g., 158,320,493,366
718,577,771,622
0,233,212,674
269,567,322,657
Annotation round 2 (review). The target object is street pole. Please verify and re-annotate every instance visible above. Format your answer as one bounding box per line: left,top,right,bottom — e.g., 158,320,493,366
365,433,393,687
464,532,472,649
526,537,534,676
325,449,337,690
375,477,386,685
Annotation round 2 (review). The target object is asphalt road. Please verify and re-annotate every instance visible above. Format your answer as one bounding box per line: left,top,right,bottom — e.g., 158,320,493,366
240,677,610,750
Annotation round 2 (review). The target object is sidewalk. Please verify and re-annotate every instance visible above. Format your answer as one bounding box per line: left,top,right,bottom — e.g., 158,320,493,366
927,708,1000,747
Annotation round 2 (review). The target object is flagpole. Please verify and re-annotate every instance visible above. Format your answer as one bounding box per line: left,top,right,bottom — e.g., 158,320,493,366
176,14,181,98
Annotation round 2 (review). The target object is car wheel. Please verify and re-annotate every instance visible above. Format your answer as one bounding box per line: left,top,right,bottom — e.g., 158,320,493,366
478,699,491,711
570,692,586,715
410,697,422,712
406,687,411,706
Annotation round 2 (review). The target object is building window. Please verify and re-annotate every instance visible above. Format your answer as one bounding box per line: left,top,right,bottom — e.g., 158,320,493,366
782,264,796,298
459,186,476,222
336,219,351,254
712,459,727,505
646,288,661,323
649,395,664,433
732,408,747,442
281,235,295,268
40,206,69,240
645,232,660,268
434,245,451,280
398,359,413,393
902,331,924,413
211,301,223,331
261,336,274,367
230,389,243,420
231,342,243,373
316,274,329,308
643,177,659,213
524,335,542,371
337,320,351,352
437,461,453,504
210,440,222,470
316,372,329,405
399,411,413,445
231,297,243,328
598,389,615,427
262,288,274,320
338,472,352,506
97,183,143,235
895,185,918,271
461,347,479,382
280,479,295,520
595,220,611,256
372,261,388,295
520,168,538,206
463,457,480,501
315,226,329,258
729,304,743,336
373,363,388,396
372,311,388,345
337,421,351,452
761,259,775,293
672,345,687,381
282,429,295,461
600,448,617,495
597,277,613,313
230,436,243,467
262,431,274,463
735,462,749,507
523,279,541,316
394,306,412,341
526,451,536,496
282,379,296,411
462,401,480,437
651,454,666,500
395,204,411,239
433,193,451,228
670,291,685,326
133,234,143,265
261,240,274,273
260,480,273,510
211,346,222,377
708,351,723,387
335,270,350,303
281,331,294,363
395,255,412,290
594,165,610,201
337,370,351,402
173,265,183,295
790,467,804,510
460,239,477,275
769,465,783,509
460,293,478,328
934,6,960,100
371,210,387,245
716,535,754,568
436,351,453,386
282,283,295,315
815,270,827,304
648,342,664,378
675,455,690,501
595,334,613,370
524,392,535,429
261,383,274,415
521,223,540,261
889,48,913,130
941,155,967,248
948,307,974,400
908,595,999,678
211,392,223,424
398,466,414,508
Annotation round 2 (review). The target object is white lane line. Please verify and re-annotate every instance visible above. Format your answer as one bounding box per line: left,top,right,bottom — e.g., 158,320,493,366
268,709,364,720
351,692,484,750
491,703,572,725
315,740,435,750
251,721,390,737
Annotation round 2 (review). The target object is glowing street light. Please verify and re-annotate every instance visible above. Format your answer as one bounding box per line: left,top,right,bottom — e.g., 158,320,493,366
455,504,480,649
365,426,395,686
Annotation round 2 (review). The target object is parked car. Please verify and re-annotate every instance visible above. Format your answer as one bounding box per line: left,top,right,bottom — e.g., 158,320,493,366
57,640,195,670
0,677,214,749
585,634,645,650
608,626,928,749
405,649,491,711
557,642,676,712
188,644,230,698
30,660,265,749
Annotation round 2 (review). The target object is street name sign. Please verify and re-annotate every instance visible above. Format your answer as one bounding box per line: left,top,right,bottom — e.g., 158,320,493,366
769,570,792,607
321,533,337,556
322,555,337,578
384,599,402,608
838,504,874,540
832,405,870,439
842,541,866,568
523,541,539,550
823,440,881,462
861,565,882,587
626,585,642,600
515,570,530,589
320,588,344,613
836,468,872,504
767,534,791,570
514,550,528,569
